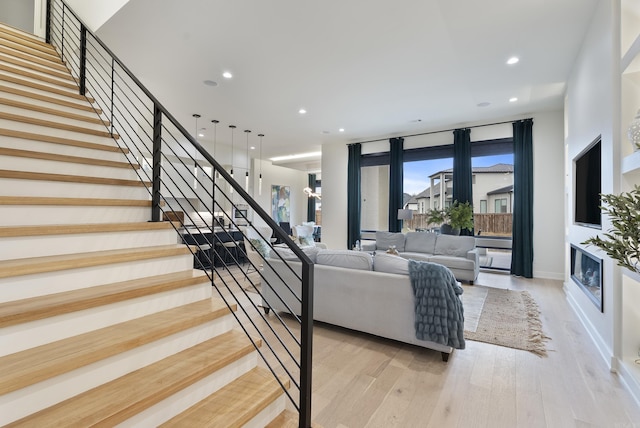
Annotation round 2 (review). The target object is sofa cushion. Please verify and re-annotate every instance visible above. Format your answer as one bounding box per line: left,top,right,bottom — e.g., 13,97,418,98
398,252,432,262
404,231,437,254
249,237,270,257
434,235,476,258
373,252,409,275
429,255,476,270
375,231,406,252
316,249,373,271
270,245,321,263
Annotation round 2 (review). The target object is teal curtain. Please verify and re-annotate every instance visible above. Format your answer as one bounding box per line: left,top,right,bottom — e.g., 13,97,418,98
347,143,362,249
453,128,473,235
511,119,534,277
389,137,404,232
307,173,316,223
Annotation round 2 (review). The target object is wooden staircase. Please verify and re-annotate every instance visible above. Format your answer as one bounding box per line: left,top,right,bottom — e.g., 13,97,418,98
0,23,291,427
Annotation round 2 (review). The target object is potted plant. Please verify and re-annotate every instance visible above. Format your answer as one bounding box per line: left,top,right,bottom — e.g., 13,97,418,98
583,185,640,275
425,200,474,235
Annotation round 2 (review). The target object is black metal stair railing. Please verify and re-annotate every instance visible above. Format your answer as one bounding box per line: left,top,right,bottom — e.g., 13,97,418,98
45,1,313,426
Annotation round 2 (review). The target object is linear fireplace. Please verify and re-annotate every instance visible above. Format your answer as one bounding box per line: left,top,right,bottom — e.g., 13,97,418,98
570,244,603,312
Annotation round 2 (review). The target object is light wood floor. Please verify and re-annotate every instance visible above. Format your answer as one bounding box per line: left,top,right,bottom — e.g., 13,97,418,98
213,266,640,428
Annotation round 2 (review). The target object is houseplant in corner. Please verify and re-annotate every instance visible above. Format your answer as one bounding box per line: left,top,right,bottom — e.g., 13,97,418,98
583,185,640,275
426,200,474,235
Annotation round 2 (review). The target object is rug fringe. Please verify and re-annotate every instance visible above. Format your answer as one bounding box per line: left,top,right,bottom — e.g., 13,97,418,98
522,290,551,357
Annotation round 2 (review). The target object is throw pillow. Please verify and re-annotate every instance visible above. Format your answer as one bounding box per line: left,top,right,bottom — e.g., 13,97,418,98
298,234,315,247
433,235,476,258
375,231,406,252
249,238,270,258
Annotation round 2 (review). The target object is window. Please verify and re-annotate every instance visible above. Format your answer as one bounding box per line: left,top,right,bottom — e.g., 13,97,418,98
495,198,507,213
480,200,487,213
360,164,389,231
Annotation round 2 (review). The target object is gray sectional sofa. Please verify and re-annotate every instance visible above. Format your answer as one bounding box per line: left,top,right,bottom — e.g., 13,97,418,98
261,249,462,361
361,231,479,284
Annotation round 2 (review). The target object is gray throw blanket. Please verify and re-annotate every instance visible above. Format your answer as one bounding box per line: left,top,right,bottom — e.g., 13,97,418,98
408,260,465,349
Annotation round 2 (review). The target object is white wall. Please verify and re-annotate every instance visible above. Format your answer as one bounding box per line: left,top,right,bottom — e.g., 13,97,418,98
0,0,34,33
249,160,309,231
321,110,566,277
564,0,617,366
62,0,130,32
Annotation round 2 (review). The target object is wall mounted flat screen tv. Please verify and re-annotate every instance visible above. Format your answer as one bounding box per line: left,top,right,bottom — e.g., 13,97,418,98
574,136,601,228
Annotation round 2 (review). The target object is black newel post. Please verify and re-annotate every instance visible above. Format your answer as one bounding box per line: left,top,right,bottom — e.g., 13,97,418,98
300,262,314,428
151,104,162,222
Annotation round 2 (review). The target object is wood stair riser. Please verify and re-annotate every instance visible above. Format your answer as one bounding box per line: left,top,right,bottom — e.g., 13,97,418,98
121,353,260,428
0,315,239,425
0,34,60,61
0,254,196,302
0,228,179,260
0,179,150,200
2,282,213,356
0,155,142,183
0,74,90,103
0,136,130,163
0,205,151,226
0,102,110,131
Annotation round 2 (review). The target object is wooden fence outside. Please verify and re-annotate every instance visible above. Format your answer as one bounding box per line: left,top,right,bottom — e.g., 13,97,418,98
405,213,512,236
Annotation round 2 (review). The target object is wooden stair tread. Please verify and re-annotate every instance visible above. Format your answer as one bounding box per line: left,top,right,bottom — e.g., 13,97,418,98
0,244,192,279
0,45,67,73
0,37,61,66
0,29,58,58
0,128,124,152
0,111,117,138
0,74,94,102
0,96,108,125
0,169,149,187
0,62,78,90
0,221,175,237
0,298,236,397
0,52,76,82
266,410,324,428
0,196,152,207
0,270,209,328
0,25,49,49
161,367,288,428
6,331,254,427
0,146,134,169
0,85,99,113
0,147,135,170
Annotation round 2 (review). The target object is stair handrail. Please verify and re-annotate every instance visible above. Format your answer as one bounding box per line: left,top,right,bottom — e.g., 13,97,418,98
45,1,313,426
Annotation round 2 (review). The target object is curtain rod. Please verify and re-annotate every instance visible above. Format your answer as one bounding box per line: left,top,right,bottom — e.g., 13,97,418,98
350,118,532,145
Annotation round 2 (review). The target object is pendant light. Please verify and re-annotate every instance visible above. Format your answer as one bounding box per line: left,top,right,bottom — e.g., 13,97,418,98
258,134,264,195
244,129,251,192
211,119,219,181
229,125,236,194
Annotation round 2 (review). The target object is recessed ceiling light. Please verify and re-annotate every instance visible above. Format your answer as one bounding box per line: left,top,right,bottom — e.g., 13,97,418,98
339,128,345,132
203,80,218,87
299,108,307,114
509,97,518,102
250,146,256,150
477,102,491,107
222,71,233,79
506,56,519,65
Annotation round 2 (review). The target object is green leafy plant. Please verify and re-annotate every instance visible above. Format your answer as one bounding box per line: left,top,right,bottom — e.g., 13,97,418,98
448,201,474,232
425,200,474,233
583,185,640,274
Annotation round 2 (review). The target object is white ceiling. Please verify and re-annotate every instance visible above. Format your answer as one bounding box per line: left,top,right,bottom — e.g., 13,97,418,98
96,0,599,171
